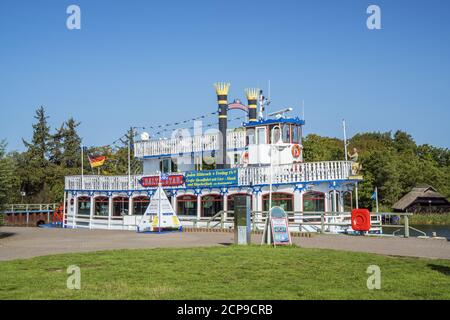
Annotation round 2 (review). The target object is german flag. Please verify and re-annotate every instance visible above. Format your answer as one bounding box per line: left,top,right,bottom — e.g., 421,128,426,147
89,155,106,168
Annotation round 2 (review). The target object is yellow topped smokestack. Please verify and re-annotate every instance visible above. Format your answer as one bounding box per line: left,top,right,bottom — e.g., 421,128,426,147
214,82,230,96
245,88,259,122
214,82,230,168
245,88,259,100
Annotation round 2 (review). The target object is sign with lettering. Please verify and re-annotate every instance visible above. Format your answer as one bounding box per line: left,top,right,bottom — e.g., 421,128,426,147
270,217,292,246
139,175,184,187
184,169,238,188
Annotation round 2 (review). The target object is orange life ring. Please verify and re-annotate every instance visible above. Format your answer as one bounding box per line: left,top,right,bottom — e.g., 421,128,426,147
291,144,302,158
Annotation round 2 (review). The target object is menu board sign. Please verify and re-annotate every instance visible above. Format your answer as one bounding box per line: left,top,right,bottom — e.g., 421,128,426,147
185,169,238,188
270,217,292,246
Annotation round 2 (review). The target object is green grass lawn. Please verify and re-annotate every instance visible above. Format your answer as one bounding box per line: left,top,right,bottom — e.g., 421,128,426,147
1,245,449,300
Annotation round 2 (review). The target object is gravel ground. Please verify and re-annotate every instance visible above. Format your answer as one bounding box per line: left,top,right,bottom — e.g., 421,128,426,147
0,226,449,261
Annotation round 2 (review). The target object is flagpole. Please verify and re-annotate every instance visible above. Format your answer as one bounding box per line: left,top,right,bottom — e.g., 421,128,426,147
81,145,84,187
343,119,348,161
375,186,379,213
128,127,132,190
158,172,162,233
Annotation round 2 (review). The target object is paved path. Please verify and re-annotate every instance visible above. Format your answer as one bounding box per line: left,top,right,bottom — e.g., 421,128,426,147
0,227,449,261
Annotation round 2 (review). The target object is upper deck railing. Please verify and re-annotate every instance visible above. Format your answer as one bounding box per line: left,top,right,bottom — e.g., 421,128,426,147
134,130,246,158
64,161,355,191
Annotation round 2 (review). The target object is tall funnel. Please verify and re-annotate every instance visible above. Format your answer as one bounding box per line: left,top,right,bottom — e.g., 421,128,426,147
214,82,230,169
245,88,259,122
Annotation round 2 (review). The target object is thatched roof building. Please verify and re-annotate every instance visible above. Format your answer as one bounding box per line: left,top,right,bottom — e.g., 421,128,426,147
392,185,450,213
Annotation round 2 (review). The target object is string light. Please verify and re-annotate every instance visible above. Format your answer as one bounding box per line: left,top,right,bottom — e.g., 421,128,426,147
85,111,247,148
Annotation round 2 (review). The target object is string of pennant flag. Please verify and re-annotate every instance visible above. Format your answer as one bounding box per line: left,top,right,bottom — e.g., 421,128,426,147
81,111,248,168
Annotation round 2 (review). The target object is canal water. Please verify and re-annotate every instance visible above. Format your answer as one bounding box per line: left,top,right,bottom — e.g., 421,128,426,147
383,224,450,239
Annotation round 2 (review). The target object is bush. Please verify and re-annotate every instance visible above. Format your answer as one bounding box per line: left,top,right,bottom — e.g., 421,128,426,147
408,213,450,225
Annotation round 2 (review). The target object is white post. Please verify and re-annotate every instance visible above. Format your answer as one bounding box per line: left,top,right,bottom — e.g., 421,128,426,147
355,183,359,209
223,194,228,220
73,196,78,228
129,197,133,215
158,177,161,232
63,191,67,228
108,196,113,229
171,195,177,215
333,189,337,213
89,196,94,229
197,194,202,220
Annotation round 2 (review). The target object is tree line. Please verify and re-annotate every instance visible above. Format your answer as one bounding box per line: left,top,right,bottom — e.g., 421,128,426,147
1,106,449,210
0,107,135,206
303,132,450,209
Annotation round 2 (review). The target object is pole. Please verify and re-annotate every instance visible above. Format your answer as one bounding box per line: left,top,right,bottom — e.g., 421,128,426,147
269,146,273,211
267,129,278,246
128,127,132,190
81,145,84,187
375,186,379,213
63,191,67,228
355,182,359,209
404,215,410,238
343,119,348,161
158,173,161,233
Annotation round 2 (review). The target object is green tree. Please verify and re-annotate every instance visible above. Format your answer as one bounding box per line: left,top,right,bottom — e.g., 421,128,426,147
62,118,82,169
23,106,51,165
393,130,417,154
303,134,344,162
48,124,64,166
21,106,52,202
0,140,14,209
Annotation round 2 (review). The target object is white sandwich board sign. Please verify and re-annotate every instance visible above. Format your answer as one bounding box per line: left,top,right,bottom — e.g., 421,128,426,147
137,186,182,232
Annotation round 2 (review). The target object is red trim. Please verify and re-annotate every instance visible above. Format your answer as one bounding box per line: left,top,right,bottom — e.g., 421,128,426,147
177,195,197,202
201,194,223,202
262,192,294,201
133,196,150,203
113,197,129,203
94,197,109,203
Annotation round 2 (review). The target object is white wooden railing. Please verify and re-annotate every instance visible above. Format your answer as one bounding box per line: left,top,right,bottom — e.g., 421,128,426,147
238,161,353,186
65,161,354,191
134,130,246,158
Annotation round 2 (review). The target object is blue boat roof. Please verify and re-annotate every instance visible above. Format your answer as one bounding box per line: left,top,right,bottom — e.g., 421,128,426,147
243,117,305,127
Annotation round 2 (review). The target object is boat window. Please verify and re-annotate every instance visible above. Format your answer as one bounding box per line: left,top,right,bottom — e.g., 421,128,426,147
270,126,281,144
263,193,293,211
133,196,150,215
256,127,266,144
160,158,171,173
292,125,299,143
246,128,255,145
282,124,290,143
303,192,325,212
177,195,197,216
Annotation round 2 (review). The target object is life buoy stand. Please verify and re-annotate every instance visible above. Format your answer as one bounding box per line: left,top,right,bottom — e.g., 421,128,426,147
351,209,371,232
292,144,302,158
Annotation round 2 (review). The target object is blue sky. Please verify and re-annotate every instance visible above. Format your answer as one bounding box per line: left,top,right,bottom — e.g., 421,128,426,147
1,0,449,151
